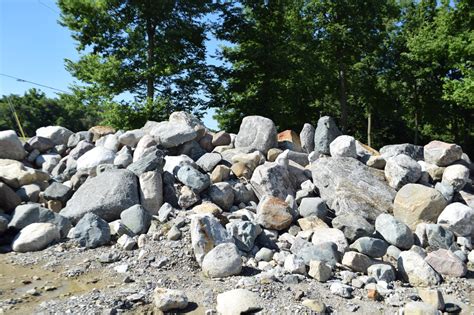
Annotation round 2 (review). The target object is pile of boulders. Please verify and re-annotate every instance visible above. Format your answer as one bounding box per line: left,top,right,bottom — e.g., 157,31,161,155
0,112,473,313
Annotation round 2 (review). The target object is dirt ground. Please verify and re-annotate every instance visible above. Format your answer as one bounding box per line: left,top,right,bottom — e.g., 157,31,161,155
0,230,473,315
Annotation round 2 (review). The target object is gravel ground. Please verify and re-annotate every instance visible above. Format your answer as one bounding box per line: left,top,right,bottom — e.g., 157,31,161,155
0,224,473,315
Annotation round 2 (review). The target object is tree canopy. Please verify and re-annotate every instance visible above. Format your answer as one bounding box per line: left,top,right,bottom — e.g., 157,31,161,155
1,0,472,154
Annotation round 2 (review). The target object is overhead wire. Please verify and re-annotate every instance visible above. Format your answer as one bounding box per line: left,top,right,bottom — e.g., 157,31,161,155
0,73,69,94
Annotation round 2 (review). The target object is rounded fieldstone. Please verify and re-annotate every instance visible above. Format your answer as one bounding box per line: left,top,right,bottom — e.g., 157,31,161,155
202,242,242,278
375,213,414,250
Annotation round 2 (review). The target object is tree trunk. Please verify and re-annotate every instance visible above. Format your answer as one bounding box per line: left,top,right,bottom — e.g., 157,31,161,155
367,111,372,147
146,19,155,101
338,65,348,131
414,111,418,145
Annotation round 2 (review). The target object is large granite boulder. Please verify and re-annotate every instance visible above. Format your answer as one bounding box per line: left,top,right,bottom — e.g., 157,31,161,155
36,126,73,146
12,222,60,252
0,159,50,189
384,154,421,190
76,146,116,171
0,130,26,160
149,121,197,148
311,157,396,222
60,169,139,224
424,140,462,166
234,116,278,154
250,160,295,200
314,116,342,155
393,184,447,230
379,143,424,161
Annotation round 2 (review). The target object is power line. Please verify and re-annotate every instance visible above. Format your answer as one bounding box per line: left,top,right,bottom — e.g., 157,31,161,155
38,0,59,14
0,73,69,94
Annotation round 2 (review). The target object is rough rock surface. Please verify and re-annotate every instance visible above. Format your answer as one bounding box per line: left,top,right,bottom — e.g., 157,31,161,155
0,130,26,160
314,116,342,155
201,242,242,278
12,222,60,252
311,157,396,222
393,184,447,230
234,116,278,154
60,169,139,224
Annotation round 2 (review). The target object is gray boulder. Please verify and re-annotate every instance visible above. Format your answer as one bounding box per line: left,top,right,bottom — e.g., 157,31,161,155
375,214,414,250
290,238,340,267
196,152,222,172
442,164,469,191
15,183,41,203
176,165,210,193
60,169,139,224
311,157,396,222
329,135,357,158
127,148,165,176
36,126,73,146
25,136,55,153
425,224,457,251
139,170,163,215
118,129,145,147
43,182,72,204
209,182,234,210
73,212,111,248
12,223,60,252
298,197,328,219
380,143,424,161
251,160,295,200
120,204,152,235
299,123,315,154
424,140,462,166
149,121,197,148
0,182,21,212
437,202,474,237
0,130,26,160
76,146,116,171
332,214,374,242
69,140,94,160
314,116,342,155
349,237,388,258
8,203,71,237
114,146,133,168
202,242,242,278
397,251,441,286
234,116,278,154
367,264,395,282
190,214,233,265
384,154,422,190
227,221,259,252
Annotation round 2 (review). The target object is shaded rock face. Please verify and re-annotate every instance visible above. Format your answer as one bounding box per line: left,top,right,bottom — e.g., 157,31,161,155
73,212,111,248
379,143,424,161
60,169,139,224
0,130,27,160
234,116,278,154
311,157,396,222
314,116,342,155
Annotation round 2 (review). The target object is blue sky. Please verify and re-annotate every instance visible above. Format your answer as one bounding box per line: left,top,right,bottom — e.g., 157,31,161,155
0,0,219,129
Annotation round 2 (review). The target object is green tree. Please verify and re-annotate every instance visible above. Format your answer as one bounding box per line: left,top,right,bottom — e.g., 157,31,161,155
0,88,100,135
213,0,328,131
58,0,214,121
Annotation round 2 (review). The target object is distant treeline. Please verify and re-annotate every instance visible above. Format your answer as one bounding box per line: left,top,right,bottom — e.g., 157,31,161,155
1,0,472,154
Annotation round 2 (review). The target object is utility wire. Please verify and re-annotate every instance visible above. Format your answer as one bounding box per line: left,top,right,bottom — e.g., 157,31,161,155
0,73,69,94
38,0,59,14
